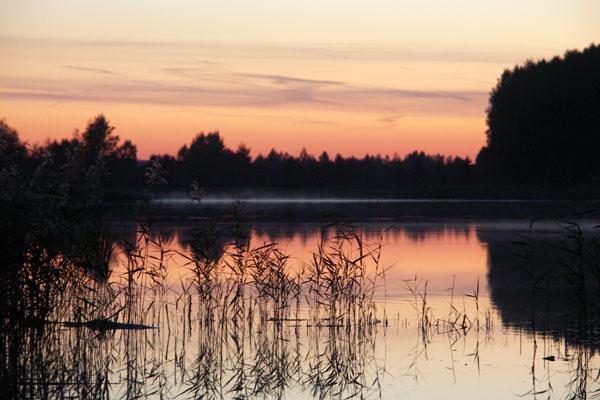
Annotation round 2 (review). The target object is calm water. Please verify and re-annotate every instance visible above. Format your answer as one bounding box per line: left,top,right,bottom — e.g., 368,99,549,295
6,200,600,399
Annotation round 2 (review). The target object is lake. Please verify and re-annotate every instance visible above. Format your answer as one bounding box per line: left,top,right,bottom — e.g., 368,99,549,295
4,199,600,399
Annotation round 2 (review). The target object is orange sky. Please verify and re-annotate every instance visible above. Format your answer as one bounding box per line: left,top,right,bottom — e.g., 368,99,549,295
1,1,598,160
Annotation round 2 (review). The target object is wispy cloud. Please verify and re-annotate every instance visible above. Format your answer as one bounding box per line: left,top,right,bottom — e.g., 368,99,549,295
1,36,523,64
1,74,486,111
44,101,63,110
238,73,343,86
62,65,119,76
1,36,489,122
379,113,406,126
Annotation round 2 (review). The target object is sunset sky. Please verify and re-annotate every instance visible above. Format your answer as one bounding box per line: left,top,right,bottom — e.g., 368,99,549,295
1,1,598,160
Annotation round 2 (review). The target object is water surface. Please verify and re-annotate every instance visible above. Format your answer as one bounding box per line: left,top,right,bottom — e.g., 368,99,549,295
5,201,600,399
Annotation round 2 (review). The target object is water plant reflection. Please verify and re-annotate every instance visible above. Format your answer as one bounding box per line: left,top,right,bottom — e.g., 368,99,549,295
2,208,600,399
1,216,389,399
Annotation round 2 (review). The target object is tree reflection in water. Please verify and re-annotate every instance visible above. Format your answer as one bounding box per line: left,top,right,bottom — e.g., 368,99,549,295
2,216,600,399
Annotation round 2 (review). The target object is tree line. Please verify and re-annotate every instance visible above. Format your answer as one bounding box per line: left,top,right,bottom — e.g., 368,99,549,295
152,130,473,193
0,116,474,200
1,43,598,200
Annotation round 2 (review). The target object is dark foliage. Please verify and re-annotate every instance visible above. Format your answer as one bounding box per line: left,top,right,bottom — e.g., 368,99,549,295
0,117,118,347
477,43,600,192
151,132,473,194
1,116,474,203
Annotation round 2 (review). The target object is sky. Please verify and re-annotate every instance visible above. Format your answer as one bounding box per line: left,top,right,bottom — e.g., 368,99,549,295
1,1,598,160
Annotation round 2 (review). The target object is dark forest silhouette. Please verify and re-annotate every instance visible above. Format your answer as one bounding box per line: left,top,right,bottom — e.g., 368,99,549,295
154,131,473,193
1,116,474,199
1,44,598,200
477,43,600,192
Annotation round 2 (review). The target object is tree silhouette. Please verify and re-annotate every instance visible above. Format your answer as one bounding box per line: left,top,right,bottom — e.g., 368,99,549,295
0,120,27,203
79,114,119,165
2,114,482,197
477,43,600,188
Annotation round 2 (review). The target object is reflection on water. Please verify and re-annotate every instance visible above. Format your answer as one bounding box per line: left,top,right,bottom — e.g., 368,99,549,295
2,212,600,399
113,221,489,294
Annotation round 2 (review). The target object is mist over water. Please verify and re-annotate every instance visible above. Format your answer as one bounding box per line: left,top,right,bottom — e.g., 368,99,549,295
146,195,599,226
152,194,568,205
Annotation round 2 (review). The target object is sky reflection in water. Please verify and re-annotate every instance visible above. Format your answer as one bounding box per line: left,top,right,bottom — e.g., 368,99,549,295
99,218,600,399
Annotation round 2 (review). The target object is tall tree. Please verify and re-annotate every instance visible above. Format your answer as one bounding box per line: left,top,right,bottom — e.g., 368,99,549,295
79,114,119,165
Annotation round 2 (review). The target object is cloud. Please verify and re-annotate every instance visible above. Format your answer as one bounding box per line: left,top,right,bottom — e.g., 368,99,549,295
238,73,343,86
1,74,486,111
62,65,119,76
1,35,522,64
379,113,406,125
44,101,63,110
0,73,487,120
0,36,489,121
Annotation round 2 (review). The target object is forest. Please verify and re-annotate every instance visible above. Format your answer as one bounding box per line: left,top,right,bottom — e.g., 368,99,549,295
1,44,598,200
476,43,599,189
0,116,475,200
